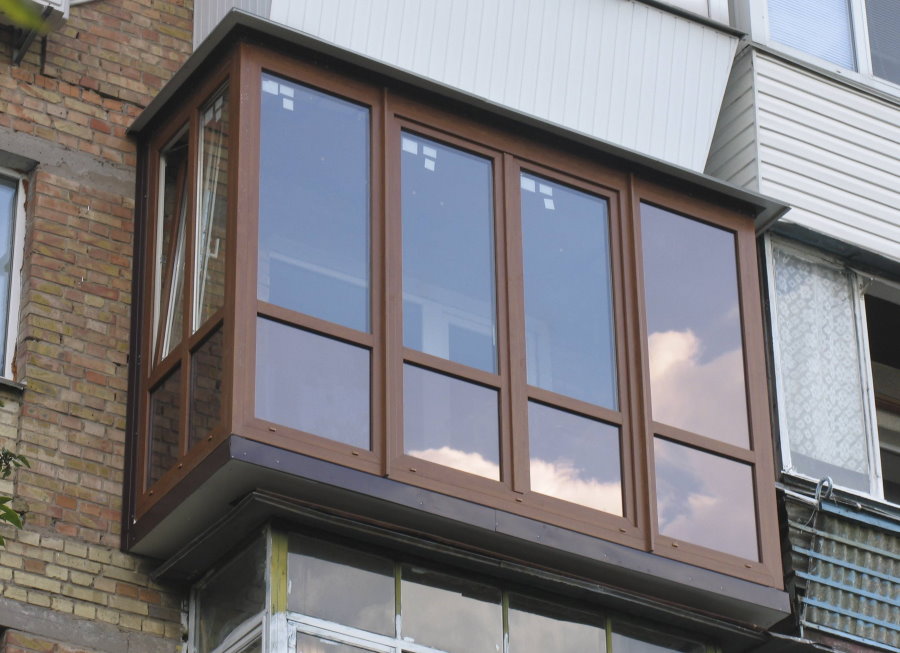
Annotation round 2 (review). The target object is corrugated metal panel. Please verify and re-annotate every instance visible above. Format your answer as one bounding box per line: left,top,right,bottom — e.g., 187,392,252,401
196,0,737,171
705,47,758,188
755,53,900,263
785,497,900,652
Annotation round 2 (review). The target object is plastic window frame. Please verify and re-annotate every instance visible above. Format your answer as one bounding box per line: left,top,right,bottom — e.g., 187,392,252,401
765,235,898,506
742,0,900,96
0,169,25,381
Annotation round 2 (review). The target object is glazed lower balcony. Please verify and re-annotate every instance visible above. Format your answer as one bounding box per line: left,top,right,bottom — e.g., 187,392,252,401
126,14,790,627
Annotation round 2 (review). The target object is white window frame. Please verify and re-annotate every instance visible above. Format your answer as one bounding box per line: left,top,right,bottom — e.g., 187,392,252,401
0,168,26,381
766,236,897,505
737,0,900,97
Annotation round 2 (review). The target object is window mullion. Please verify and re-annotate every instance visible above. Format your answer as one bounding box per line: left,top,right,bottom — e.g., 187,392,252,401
854,270,885,499
849,0,875,75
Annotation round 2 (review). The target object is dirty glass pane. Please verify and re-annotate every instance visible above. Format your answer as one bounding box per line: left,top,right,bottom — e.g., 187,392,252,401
296,633,375,653
147,366,181,487
521,172,617,408
401,564,502,653
258,73,370,333
641,203,749,448
528,402,622,515
195,86,229,329
867,0,900,85
256,318,370,449
197,538,266,653
288,534,395,636
509,594,606,653
236,639,261,653
189,327,224,449
654,438,759,560
611,621,705,653
402,132,497,373
404,364,499,480
156,131,188,360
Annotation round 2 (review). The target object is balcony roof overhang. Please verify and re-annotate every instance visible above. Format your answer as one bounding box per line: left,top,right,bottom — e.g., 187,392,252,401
130,9,789,233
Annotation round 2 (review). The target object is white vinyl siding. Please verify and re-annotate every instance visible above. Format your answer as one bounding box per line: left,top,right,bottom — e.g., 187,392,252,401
755,53,900,262
194,0,738,172
705,48,758,188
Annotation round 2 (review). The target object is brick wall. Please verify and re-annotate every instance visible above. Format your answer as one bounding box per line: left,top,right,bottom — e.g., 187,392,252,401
0,1,193,651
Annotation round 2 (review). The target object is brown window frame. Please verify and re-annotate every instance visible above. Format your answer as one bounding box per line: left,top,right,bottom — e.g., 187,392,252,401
134,41,781,588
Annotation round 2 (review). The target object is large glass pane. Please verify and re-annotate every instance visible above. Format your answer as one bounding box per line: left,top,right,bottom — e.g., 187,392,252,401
256,318,370,449
611,621,705,653
288,534,395,636
768,0,856,70
867,0,900,85
0,178,17,368
156,131,188,360
189,327,224,449
521,172,617,408
528,402,622,515
772,245,870,492
403,364,499,479
258,73,370,333
147,366,181,487
195,86,229,329
402,133,497,373
197,538,266,653
641,204,749,448
654,438,759,560
401,564,502,653
508,594,606,653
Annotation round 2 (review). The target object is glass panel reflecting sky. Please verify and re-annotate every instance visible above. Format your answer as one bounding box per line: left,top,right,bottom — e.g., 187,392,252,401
509,594,606,653
528,402,622,515
256,318,370,449
401,564,502,653
641,203,749,448
258,73,370,333
654,438,759,560
402,132,497,373
289,534,395,636
403,364,499,479
0,178,17,368
521,172,617,408
157,132,188,360
296,633,375,653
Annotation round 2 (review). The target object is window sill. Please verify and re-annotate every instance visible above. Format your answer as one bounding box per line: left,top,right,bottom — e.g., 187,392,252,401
778,473,900,525
0,377,25,395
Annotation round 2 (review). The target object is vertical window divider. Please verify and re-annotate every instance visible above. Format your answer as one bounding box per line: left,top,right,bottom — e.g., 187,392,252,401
370,86,388,471
626,174,657,552
494,150,514,491
383,95,403,477
232,45,263,435
503,154,530,495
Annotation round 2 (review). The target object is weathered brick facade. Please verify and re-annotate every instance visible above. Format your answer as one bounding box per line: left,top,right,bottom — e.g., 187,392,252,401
0,1,192,650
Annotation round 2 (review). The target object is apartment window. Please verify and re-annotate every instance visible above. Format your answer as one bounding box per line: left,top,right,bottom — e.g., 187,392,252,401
135,43,780,586
766,0,900,86
192,528,711,653
769,239,899,504
0,173,23,380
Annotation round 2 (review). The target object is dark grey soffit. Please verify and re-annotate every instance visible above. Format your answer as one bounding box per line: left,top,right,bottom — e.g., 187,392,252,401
135,436,790,633
129,10,788,231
